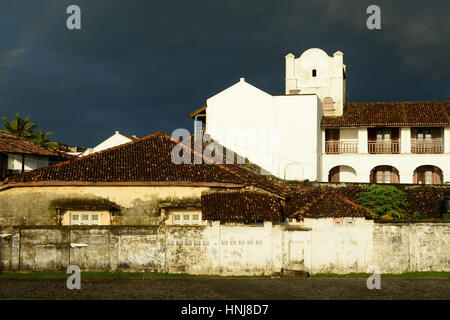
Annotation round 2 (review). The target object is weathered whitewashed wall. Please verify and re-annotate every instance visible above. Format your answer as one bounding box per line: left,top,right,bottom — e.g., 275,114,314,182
0,221,448,274
371,223,450,273
303,218,374,274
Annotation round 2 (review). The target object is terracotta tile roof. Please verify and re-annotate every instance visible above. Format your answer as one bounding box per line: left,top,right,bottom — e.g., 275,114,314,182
286,188,375,219
3,131,287,196
202,189,283,223
0,132,58,156
322,101,450,127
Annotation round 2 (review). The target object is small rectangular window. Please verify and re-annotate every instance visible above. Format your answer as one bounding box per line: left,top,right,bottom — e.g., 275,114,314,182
70,212,104,225
312,69,317,77
376,171,383,183
425,171,433,184
170,211,202,225
384,171,391,183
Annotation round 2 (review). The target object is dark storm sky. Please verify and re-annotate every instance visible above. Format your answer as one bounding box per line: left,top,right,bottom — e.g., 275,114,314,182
0,0,449,147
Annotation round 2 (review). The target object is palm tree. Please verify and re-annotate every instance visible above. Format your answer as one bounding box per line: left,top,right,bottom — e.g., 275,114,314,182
32,130,59,150
1,113,37,139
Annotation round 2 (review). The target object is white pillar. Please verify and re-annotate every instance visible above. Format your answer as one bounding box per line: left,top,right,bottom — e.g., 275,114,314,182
400,171,413,184
321,130,326,154
285,53,296,94
358,128,368,153
444,128,450,153
210,221,221,275
356,171,371,183
400,127,411,154
264,221,273,275
444,173,450,184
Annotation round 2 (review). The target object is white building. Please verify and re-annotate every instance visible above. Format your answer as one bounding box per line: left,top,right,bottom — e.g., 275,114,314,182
82,131,137,156
188,48,450,184
0,132,67,180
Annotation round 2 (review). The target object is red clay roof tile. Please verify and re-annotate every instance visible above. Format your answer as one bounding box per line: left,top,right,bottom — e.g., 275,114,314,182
0,132,58,156
322,101,450,127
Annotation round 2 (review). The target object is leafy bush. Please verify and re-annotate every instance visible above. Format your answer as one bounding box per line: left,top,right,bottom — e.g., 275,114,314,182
412,212,427,220
356,185,407,219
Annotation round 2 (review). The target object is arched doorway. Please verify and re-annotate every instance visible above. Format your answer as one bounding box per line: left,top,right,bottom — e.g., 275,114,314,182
413,166,443,184
370,166,399,184
328,165,357,183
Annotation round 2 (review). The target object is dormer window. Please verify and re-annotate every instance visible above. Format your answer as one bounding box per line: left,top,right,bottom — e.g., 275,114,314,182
312,69,317,77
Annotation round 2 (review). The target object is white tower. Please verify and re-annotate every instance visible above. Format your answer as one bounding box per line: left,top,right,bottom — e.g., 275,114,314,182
285,48,346,116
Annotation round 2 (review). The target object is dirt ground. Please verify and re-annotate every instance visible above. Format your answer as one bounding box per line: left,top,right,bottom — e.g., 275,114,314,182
0,278,449,300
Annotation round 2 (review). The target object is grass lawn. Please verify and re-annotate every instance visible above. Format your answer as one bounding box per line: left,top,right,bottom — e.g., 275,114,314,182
0,271,449,279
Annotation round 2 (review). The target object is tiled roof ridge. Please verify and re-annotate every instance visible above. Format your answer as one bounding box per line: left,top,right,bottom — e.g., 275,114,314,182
331,190,376,218
202,188,277,196
15,131,166,173
289,188,375,218
291,190,327,218
323,100,450,127
170,133,288,196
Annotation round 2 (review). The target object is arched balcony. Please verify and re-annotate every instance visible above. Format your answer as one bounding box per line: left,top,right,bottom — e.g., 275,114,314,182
370,165,399,184
413,165,443,185
328,165,357,183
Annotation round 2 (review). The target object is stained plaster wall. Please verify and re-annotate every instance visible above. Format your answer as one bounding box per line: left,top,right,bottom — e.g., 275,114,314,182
0,186,210,226
0,221,448,275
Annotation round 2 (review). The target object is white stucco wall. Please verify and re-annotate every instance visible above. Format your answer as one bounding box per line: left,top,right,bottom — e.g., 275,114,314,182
83,131,134,156
303,218,373,273
206,78,321,181
7,154,49,171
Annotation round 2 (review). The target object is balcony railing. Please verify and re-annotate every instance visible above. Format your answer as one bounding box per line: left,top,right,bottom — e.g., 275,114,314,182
411,138,443,154
325,141,358,154
368,140,400,154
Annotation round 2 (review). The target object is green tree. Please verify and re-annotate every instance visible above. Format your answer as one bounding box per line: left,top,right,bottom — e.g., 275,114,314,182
1,113,59,150
32,130,59,150
356,185,408,219
1,113,37,139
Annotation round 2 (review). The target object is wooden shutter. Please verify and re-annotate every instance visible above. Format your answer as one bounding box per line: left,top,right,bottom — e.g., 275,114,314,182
391,169,399,183
368,128,377,141
0,153,7,170
433,168,442,184
326,129,339,141
413,170,418,184
329,167,340,182
370,170,376,183
391,128,399,140
431,128,441,139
